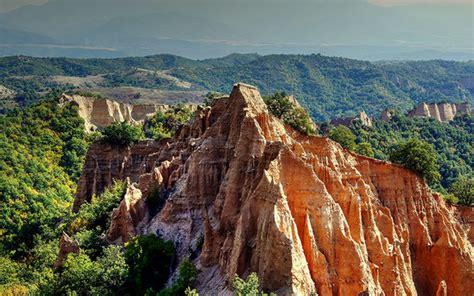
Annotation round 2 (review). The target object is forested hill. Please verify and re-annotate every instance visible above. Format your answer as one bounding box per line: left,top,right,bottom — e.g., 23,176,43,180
1,54,473,120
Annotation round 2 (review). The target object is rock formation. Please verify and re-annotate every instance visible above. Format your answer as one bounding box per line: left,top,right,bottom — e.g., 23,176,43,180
380,109,395,121
54,233,80,268
75,83,473,295
330,111,373,128
407,102,473,122
59,93,171,131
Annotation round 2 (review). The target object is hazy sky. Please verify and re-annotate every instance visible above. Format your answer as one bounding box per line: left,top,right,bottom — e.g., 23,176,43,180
1,0,472,12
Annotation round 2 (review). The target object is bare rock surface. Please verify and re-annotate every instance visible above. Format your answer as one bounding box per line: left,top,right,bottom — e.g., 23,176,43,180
59,93,170,131
75,83,473,295
407,102,473,122
54,233,80,268
330,111,373,127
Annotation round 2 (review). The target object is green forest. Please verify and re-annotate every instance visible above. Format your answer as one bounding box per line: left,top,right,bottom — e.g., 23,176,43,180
0,98,200,295
1,54,472,120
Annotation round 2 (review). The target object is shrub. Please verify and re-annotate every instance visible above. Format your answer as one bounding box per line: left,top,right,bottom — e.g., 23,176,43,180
58,246,128,295
157,258,198,296
232,272,274,296
389,138,441,186
355,142,375,157
102,121,144,145
263,92,316,135
145,104,193,141
450,175,474,206
124,234,175,294
329,126,357,150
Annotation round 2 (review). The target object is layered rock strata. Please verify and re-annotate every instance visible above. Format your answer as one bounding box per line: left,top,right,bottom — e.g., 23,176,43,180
75,83,473,295
407,102,473,122
59,93,170,131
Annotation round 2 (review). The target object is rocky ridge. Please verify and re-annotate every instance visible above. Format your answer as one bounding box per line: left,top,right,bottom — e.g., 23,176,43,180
74,84,473,295
405,102,473,122
330,111,373,128
59,93,171,131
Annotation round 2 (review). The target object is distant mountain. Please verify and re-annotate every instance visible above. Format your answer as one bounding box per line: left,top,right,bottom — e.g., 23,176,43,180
1,53,472,120
0,0,472,60
0,26,56,44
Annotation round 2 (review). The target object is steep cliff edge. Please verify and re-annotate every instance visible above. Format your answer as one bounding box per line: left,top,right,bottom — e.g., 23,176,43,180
75,84,473,295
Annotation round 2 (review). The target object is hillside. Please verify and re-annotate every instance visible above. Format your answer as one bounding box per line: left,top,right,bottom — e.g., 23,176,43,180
1,54,473,120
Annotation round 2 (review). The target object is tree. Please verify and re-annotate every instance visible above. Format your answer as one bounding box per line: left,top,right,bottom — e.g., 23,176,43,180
263,92,292,118
58,246,128,295
102,121,144,145
157,258,198,296
263,92,316,135
232,272,275,296
450,176,474,206
145,104,193,141
329,126,356,150
389,138,441,186
124,235,175,294
355,142,375,157
233,273,261,296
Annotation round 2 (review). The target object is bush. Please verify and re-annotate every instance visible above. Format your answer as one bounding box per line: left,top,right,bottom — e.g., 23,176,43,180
58,246,128,295
355,142,375,157
389,138,441,186
102,121,144,145
157,258,198,296
69,180,126,233
329,126,356,150
450,176,474,206
263,92,316,135
124,234,175,295
232,272,274,296
145,104,193,141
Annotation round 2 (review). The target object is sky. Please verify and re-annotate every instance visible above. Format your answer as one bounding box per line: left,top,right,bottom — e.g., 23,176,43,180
1,0,472,12
0,0,472,60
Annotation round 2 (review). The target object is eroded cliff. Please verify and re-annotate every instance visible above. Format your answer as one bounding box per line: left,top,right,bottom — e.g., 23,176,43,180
75,84,473,295
59,93,171,131
407,102,473,122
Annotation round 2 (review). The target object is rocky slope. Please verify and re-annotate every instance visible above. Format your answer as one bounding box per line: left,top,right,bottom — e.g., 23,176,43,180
59,93,171,131
406,102,473,122
330,111,373,128
74,84,473,295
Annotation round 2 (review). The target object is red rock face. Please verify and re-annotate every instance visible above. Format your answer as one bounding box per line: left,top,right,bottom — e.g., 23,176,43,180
75,83,473,295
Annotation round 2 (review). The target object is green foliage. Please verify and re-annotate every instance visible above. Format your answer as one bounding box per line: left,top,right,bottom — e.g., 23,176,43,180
69,180,126,233
232,272,274,296
145,104,193,141
450,176,474,206
102,121,144,145
355,142,375,157
157,258,199,296
350,114,473,190
0,99,87,255
389,138,441,186
263,92,316,135
328,126,357,150
185,287,199,296
124,234,175,295
58,246,128,295
3,55,471,120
